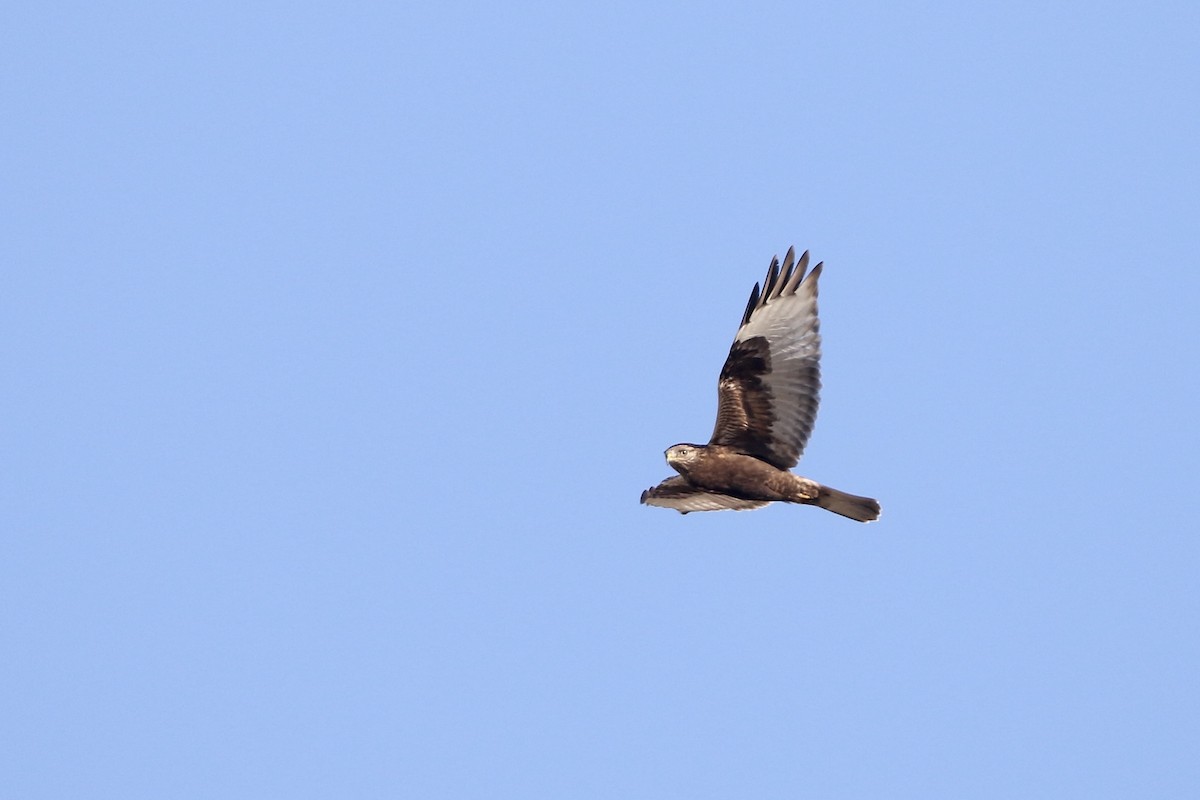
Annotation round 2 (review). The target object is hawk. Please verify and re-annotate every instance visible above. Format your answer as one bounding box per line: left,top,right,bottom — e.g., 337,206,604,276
641,247,880,522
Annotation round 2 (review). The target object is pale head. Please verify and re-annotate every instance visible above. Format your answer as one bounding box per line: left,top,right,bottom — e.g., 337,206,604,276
665,443,704,470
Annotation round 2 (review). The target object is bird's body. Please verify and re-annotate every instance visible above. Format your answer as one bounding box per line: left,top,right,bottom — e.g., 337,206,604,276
640,247,880,522
666,444,819,504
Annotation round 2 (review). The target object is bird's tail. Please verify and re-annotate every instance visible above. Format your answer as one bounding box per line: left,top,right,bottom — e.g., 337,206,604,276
815,485,881,523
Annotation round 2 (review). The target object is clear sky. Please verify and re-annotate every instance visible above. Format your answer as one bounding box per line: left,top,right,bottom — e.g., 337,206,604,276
3,2,1198,797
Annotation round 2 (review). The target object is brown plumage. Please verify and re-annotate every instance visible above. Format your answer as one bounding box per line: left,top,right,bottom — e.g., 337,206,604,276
640,247,880,522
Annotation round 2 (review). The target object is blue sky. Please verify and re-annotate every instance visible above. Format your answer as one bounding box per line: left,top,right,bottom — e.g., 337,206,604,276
3,2,1198,797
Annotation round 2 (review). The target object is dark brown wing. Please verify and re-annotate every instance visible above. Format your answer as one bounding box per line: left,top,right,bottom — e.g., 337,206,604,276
640,476,770,514
709,247,822,469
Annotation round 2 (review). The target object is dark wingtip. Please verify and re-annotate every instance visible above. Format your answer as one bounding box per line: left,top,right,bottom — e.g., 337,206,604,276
740,248,820,327
778,247,796,294
740,282,761,328
763,256,781,300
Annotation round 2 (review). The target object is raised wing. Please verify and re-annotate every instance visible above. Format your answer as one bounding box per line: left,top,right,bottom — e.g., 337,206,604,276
640,476,770,514
709,247,822,469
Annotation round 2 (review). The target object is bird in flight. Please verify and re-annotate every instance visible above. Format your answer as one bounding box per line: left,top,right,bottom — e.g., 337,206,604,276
641,247,880,522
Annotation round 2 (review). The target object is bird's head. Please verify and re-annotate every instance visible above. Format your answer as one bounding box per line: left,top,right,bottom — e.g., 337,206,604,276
665,444,703,473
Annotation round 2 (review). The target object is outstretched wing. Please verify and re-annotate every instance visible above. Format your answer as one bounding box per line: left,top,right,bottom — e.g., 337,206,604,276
709,247,822,469
640,476,770,514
